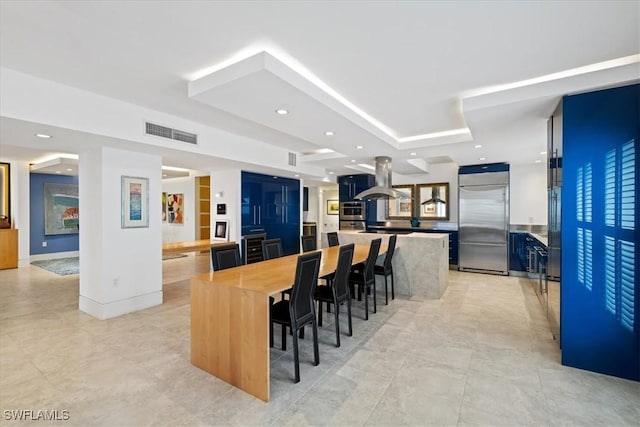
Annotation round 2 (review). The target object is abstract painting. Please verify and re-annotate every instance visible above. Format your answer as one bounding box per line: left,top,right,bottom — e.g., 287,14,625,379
44,183,79,235
121,176,149,228
167,193,184,224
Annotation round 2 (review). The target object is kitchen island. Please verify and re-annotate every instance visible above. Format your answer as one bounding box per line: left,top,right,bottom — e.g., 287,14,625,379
337,231,449,299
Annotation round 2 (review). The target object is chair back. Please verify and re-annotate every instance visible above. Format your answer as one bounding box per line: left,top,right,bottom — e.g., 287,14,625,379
333,244,355,300
211,243,242,271
262,238,283,260
364,238,382,285
289,251,322,324
301,235,317,253
327,232,339,247
383,234,397,270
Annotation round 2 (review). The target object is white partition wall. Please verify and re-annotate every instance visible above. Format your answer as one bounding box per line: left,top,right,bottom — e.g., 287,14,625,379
79,146,162,319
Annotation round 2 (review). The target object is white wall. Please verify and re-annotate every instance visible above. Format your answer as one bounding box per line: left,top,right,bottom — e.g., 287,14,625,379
161,177,195,243
510,162,548,225
210,169,241,243
319,187,339,233
393,162,460,225
79,146,162,319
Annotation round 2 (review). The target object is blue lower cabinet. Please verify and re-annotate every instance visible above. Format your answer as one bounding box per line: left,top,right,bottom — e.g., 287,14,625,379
509,232,527,272
448,232,458,265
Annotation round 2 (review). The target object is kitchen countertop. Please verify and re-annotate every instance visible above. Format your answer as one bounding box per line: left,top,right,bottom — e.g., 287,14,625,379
367,223,458,232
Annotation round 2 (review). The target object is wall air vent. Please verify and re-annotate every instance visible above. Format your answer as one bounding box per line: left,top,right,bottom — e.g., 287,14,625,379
288,152,297,166
145,122,198,145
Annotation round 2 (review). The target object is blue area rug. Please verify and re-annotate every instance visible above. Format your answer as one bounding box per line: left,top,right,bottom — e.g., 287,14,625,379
31,257,79,276
31,254,186,275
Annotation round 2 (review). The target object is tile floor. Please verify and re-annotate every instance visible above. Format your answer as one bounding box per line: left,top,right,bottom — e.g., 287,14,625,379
1,255,638,426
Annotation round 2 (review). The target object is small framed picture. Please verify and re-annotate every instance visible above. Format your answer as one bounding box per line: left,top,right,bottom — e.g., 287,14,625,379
121,176,149,228
213,220,229,241
327,199,339,215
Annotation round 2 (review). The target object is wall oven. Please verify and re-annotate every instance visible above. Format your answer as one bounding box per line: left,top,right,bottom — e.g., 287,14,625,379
339,201,366,220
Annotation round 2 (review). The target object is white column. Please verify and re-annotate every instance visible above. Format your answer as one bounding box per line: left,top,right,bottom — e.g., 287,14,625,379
78,146,162,319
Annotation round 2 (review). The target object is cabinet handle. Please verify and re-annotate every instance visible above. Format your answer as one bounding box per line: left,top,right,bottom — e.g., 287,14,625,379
258,206,261,225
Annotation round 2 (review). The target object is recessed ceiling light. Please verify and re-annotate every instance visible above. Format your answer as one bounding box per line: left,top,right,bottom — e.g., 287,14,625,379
163,174,167,177
356,145,363,150
324,131,334,136
36,133,51,138
351,159,356,163
55,171,61,174
328,171,334,175
479,157,486,161
275,109,289,115
66,168,73,172
535,160,542,163
294,174,300,177
474,144,482,149
540,151,547,155
410,152,417,156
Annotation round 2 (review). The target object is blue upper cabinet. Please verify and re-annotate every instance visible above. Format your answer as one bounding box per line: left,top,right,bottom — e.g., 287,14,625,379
241,171,300,256
338,174,377,223
561,83,639,381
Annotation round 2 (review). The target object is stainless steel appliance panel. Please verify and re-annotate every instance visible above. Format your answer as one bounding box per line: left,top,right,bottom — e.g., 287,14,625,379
458,170,509,274
459,185,508,244
339,220,366,231
459,242,509,272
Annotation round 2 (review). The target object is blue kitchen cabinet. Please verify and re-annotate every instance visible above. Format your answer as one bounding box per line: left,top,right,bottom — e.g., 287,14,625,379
338,174,377,223
448,231,458,265
241,171,301,256
509,232,527,272
560,83,639,381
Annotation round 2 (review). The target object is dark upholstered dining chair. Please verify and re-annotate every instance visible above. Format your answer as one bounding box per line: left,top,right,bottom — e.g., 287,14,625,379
270,251,322,383
210,243,242,271
314,243,354,347
349,238,381,320
374,234,397,305
262,238,283,260
301,235,317,253
327,232,339,247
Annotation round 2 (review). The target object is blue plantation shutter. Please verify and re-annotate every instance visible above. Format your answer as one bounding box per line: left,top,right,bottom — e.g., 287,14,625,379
620,140,635,230
605,150,616,227
620,240,635,332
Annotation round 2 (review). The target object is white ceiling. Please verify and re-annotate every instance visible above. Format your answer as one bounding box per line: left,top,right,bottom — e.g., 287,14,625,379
0,1,638,178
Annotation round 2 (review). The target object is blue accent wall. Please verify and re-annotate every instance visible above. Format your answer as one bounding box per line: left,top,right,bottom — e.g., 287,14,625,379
561,84,639,381
30,173,79,255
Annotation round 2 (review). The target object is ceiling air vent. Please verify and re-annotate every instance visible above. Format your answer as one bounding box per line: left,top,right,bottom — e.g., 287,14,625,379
145,122,197,145
288,152,297,166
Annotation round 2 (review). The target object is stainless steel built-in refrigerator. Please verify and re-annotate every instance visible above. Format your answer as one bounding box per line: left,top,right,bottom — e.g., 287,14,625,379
458,170,509,274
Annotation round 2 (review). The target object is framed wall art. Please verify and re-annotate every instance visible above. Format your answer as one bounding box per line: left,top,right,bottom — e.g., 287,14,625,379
44,183,79,235
121,176,149,228
417,182,449,220
167,193,184,224
326,199,339,215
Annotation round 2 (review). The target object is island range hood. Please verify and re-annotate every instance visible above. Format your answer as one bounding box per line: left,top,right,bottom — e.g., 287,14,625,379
354,156,412,200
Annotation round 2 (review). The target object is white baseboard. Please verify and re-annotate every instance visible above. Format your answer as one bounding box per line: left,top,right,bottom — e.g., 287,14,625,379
79,291,163,320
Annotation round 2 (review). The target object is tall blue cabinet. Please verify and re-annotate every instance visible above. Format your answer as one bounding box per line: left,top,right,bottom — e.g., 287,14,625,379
241,171,301,256
561,83,639,381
